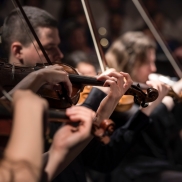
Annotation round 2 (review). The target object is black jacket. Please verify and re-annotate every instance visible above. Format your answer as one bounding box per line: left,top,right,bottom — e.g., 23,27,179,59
111,102,182,182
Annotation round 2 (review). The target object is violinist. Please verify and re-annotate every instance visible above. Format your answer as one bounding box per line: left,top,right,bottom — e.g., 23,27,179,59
0,6,167,182
106,31,182,182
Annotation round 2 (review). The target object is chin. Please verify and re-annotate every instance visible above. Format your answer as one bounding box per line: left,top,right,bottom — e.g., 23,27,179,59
138,79,148,84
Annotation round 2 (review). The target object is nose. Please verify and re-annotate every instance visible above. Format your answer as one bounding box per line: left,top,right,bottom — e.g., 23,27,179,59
53,47,64,63
150,62,157,73
57,47,64,59
59,49,64,59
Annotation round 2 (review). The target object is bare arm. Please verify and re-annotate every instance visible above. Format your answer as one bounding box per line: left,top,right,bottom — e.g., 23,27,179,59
0,90,48,182
8,65,72,96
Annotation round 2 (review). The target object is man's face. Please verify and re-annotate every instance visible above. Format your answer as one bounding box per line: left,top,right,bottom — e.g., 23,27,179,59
14,27,63,67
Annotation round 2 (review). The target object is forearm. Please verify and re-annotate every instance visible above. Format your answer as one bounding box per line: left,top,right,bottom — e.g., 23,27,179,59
82,87,119,124
43,136,92,181
0,89,49,182
0,101,44,182
4,99,44,169
162,96,175,111
8,71,45,95
96,96,118,124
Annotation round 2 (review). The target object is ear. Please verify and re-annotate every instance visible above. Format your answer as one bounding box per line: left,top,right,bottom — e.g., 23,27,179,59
11,42,23,60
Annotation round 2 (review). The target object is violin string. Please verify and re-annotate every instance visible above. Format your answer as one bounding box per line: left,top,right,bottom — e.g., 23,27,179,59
11,0,46,67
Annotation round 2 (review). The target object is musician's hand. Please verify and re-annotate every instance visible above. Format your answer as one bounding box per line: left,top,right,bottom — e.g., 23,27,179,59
96,69,133,99
51,106,95,152
141,80,171,115
146,80,170,102
172,78,182,95
8,65,72,97
96,70,133,123
37,64,72,97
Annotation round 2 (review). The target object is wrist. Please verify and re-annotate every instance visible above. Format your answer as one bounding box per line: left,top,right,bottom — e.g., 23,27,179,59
34,70,47,87
81,87,106,112
140,104,154,116
93,86,110,94
107,94,120,111
162,96,175,111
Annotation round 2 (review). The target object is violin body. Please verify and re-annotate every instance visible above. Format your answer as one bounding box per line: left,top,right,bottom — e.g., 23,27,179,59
78,85,92,105
0,98,115,151
115,95,134,112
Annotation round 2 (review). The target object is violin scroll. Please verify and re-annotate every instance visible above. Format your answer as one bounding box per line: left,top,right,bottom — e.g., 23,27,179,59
125,84,159,108
92,118,115,144
146,87,159,102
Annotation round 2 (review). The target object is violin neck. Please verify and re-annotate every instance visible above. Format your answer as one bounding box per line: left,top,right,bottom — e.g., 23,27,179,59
68,74,104,86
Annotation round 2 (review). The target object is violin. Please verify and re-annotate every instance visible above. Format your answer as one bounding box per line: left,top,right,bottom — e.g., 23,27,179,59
0,97,115,151
0,61,159,109
0,61,103,108
41,64,158,108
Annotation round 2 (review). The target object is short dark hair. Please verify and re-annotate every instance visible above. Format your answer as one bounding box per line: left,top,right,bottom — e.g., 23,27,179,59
2,6,58,56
